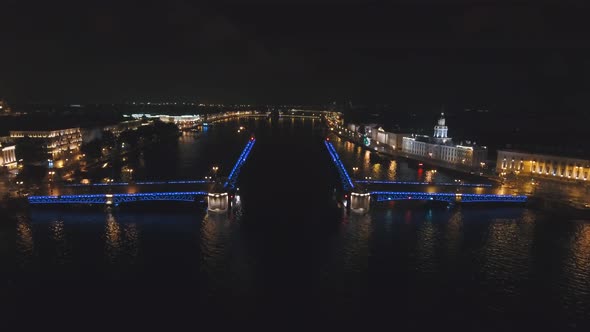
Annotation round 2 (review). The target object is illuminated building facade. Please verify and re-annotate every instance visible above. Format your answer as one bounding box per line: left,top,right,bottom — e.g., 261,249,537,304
0,143,17,169
346,123,410,151
0,99,11,115
10,128,82,157
496,150,590,182
369,127,410,151
401,113,487,169
129,114,201,129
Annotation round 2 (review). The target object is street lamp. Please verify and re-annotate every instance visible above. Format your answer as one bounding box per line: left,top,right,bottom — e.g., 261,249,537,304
212,166,219,180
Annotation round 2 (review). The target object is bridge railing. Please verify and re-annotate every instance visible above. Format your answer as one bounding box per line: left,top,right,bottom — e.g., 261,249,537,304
355,180,492,187
63,180,214,187
324,139,354,191
28,191,208,205
371,191,527,203
224,138,256,190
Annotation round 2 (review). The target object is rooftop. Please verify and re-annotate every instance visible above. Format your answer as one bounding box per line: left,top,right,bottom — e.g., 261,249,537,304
498,148,590,162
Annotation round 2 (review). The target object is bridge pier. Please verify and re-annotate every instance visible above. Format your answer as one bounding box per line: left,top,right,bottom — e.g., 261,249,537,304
208,192,229,213
350,191,371,214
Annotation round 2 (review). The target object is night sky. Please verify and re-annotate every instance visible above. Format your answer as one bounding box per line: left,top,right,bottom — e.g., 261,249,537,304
2,0,590,112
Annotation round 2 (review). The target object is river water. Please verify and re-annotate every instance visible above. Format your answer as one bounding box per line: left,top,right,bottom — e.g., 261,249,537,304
4,117,590,329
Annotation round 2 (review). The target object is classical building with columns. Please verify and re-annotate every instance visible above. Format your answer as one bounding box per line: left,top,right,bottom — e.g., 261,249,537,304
0,142,17,169
401,113,488,170
496,150,590,182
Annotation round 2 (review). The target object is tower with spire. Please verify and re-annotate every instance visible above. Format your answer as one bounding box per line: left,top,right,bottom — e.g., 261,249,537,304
433,112,450,143
401,111,487,170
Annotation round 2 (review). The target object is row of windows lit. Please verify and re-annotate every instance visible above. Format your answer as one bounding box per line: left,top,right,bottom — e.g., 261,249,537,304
501,158,589,180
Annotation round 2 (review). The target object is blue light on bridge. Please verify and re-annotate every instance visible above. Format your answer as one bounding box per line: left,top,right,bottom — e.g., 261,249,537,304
370,191,527,203
224,138,256,189
64,180,213,187
28,191,209,205
355,180,492,187
324,140,354,191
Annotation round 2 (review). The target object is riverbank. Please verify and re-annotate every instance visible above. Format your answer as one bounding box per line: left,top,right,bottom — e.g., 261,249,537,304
330,129,499,183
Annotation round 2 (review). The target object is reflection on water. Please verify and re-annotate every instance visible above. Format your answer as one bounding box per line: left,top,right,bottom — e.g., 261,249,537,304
444,210,463,259
569,223,590,286
346,213,371,271
387,160,397,179
16,215,34,268
105,212,122,262
415,211,439,274
371,163,381,179
49,219,70,265
362,150,370,174
126,223,139,258
424,170,434,183
562,222,590,319
201,213,232,269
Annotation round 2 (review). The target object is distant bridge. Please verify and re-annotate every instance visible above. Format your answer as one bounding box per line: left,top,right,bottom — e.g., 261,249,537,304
205,109,331,124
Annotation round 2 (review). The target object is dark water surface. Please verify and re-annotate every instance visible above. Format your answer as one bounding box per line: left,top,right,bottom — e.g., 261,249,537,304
4,118,590,330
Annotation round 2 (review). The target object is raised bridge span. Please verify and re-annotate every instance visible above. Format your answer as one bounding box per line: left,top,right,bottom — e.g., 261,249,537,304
27,133,527,214
324,137,527,213
28,138,256,212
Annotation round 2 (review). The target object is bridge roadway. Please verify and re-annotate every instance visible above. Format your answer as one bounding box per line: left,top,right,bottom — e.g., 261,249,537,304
205,109,327,124
28,137,257,211
27,191,210,206
44,180,216,197
357,182,498,196
29,179,228,207
27,134,526,211
324,138,527,212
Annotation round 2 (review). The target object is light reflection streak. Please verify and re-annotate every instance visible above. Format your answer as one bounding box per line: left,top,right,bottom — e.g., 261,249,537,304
481,210,534,295
424,170,433,183
105,212,122,262
387,160,397,180
16,215,34,266
416,210,438,274
445,210,463,259
124,223,140,261
562,222,590,313
372,163,381,179
49,219,69,264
